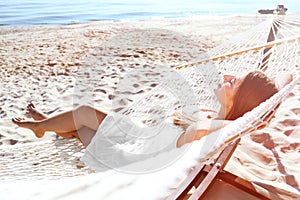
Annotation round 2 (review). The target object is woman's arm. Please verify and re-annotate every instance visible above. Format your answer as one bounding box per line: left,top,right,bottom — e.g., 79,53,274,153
176,119,231,148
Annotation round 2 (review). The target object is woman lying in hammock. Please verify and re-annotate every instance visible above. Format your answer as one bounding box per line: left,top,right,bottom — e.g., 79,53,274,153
12,70,292,150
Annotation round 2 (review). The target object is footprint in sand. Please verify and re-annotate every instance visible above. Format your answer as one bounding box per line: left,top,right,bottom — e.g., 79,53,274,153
1,139,18,145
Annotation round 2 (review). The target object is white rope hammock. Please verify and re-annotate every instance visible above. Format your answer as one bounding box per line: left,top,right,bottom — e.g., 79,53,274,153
0,15,299,196
112,15,299,128
0,139,92,182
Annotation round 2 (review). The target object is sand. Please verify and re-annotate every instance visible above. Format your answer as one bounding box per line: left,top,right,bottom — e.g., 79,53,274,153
0,15,299,199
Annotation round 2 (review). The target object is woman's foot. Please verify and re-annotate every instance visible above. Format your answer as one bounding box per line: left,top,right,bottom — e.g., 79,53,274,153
25,103,48,120
12,117,45,138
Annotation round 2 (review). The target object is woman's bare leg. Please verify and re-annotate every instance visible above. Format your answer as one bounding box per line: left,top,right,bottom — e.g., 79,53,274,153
12,104,107,146
26,103,94,144
75,127,97,147
25,103,76,138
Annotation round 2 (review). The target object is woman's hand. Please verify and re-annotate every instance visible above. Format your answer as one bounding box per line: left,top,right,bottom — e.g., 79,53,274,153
176,121,209,148
176,119,232,148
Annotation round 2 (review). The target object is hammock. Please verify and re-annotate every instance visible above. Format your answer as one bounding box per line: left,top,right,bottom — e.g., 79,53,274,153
1,15,300,199
110,15,300,128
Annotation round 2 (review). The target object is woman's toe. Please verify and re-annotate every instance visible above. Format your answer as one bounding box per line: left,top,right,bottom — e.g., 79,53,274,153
27,103,35,111
12,117,25,123
12,117,19,123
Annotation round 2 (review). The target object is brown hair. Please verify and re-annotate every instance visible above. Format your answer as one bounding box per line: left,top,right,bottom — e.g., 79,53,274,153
225,71,279,120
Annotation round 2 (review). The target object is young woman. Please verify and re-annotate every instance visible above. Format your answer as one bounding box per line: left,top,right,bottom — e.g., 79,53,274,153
12,71,292,170
12,71,292,146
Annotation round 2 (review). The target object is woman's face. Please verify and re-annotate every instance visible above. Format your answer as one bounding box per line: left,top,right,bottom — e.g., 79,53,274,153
214,74,244,108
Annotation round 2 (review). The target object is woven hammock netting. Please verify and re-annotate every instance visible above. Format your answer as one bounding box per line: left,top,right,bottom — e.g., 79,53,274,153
1,15,300,182
112,15,300,127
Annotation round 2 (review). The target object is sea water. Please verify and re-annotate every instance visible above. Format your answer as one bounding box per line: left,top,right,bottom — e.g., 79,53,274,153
0,0,299,26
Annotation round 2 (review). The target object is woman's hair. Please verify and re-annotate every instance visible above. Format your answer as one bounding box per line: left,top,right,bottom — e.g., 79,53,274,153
225,70,279,120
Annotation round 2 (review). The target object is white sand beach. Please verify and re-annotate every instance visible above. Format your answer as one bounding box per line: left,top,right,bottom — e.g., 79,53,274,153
0,15,299,199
